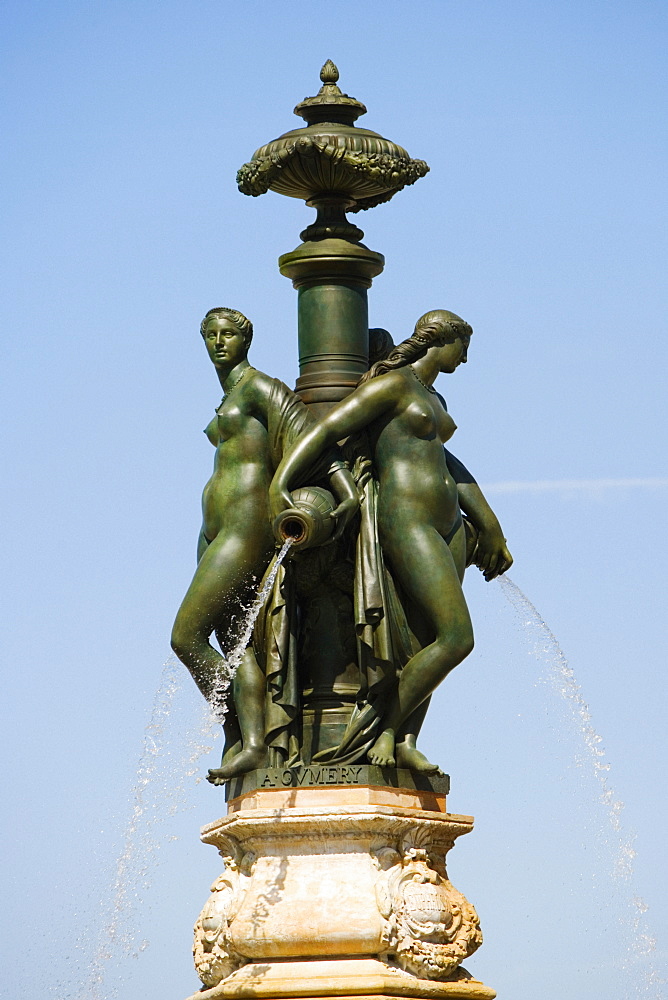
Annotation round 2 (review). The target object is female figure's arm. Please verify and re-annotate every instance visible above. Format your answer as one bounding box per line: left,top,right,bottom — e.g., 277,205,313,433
269,375,398,524
328,467,360,540
445,448,513,580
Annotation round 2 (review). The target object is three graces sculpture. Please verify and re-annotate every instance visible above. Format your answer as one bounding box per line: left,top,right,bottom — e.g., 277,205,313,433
171,62,512,788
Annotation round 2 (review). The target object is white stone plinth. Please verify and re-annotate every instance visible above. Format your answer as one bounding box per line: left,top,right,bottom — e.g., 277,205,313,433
187,783,495,1000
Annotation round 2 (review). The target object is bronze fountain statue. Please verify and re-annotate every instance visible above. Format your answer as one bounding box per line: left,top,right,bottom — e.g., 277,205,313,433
170,305,357,779
175,62,510,1000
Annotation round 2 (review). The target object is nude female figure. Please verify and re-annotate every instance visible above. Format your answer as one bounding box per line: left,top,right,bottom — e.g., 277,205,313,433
171,307,357,782
270,310,512,770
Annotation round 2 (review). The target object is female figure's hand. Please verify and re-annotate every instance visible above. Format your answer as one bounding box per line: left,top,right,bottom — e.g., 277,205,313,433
474,522,513,581
329,496,359,542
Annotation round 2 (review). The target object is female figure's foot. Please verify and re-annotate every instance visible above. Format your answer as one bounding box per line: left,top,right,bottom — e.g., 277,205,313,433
220,739,242,766
207,744,267,785
368,730,396,768
396,740,442,775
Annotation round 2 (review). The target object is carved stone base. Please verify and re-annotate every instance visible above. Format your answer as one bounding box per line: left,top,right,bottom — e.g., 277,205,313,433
187,783,495,1000
189,958,496,1000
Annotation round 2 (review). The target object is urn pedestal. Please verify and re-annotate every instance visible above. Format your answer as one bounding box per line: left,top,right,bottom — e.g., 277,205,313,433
186,773,495,1000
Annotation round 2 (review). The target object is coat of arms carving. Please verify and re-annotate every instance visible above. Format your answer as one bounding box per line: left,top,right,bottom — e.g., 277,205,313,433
374,835,483,981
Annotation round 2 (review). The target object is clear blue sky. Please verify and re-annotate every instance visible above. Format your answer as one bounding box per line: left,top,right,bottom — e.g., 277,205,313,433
1,2,666,999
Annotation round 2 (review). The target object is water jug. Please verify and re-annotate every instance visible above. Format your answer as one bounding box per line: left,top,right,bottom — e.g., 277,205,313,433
273,486,336,551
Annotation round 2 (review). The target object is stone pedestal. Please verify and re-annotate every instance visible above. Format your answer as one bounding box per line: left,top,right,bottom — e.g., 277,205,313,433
187,775,495,1000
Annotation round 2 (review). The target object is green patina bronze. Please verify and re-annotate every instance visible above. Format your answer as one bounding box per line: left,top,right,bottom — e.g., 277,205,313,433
172,64,512,789
170,306,358,781
237,59,428,227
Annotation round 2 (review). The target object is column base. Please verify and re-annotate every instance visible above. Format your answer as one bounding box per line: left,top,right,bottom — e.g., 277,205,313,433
187,784,495,1000
187,957,495,1000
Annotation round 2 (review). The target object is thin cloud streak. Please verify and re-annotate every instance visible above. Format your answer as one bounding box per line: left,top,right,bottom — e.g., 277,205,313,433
483,478,668,495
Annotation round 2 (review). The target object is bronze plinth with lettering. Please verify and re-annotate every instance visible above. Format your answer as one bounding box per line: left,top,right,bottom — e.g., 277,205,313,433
225,765,450,800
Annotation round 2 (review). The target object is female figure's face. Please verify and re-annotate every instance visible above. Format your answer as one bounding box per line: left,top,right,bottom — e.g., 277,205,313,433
432,328,471,373
203,316,248,369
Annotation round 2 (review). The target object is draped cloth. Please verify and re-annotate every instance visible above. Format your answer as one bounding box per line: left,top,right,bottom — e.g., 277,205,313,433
252,378,345,767
253,422,419,767
266,379,317,476
312,434,420,763
253,553,301,766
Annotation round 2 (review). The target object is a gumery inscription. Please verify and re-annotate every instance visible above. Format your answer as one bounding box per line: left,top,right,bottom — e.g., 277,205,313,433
259,765,365,788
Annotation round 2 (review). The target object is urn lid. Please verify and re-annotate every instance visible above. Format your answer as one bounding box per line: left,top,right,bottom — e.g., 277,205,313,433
293,60,367,126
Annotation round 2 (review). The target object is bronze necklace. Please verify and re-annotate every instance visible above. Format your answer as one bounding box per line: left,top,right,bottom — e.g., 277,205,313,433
218,365,255,408
410,365,436,394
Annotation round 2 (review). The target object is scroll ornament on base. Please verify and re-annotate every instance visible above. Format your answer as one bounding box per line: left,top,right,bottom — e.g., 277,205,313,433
374,835,483,981
193,847,253,987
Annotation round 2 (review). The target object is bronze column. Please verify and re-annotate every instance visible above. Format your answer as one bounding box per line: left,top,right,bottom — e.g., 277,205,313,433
236,61,429,754
280,236,383,408
237,60,427,408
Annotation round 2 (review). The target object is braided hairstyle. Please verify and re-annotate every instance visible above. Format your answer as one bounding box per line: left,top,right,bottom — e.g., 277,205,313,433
368,327,395,367
200,307,253,346
359,310,472,384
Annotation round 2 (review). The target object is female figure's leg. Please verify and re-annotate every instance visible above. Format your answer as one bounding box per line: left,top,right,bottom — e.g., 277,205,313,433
172,530,273,724
370,520,473,767
208,645,268,783
191,529,244,761
393,519,467,772
196,527,211,564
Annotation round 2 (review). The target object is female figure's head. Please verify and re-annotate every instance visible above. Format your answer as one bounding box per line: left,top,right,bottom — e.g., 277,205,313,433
200,307,253,371
360,310,472,384
200,307,253,346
